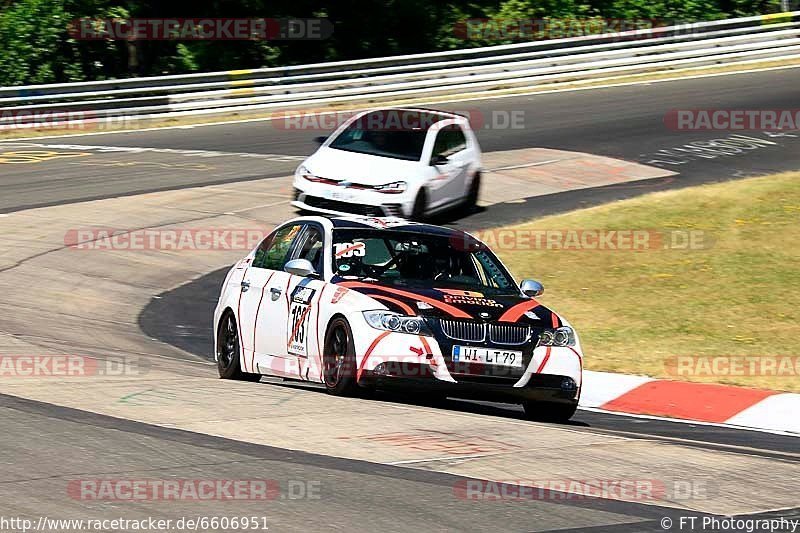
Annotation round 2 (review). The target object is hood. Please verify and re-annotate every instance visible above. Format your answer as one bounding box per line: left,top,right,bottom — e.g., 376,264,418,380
335,280,560,327
305,147,422,186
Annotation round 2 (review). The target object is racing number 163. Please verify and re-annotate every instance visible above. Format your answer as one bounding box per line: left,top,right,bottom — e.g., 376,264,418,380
290,304,308,344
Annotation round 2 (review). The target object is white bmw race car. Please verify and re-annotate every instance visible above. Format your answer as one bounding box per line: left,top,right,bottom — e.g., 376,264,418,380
214,215,583,421
291,107,482,220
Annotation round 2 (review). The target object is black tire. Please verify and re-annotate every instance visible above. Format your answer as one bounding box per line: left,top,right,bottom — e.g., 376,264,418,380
410,188,428,222
418,392,449,406
522,400,578,423
463,171,481,213
216,311,261,381
322,318,359,396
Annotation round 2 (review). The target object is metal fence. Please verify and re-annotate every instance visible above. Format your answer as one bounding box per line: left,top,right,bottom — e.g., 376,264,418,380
1,12,799,128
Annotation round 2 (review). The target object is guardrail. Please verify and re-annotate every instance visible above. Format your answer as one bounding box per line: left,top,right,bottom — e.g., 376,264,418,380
2,12,799,127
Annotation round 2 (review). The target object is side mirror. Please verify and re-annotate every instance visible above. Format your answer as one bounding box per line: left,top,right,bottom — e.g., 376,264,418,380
285,258,318,278
520,279,544,298
313,135,328,144
430,154,449,166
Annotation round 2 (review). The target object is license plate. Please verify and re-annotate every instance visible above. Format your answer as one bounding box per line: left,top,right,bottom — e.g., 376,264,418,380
323,189,355,201
452,346,523,368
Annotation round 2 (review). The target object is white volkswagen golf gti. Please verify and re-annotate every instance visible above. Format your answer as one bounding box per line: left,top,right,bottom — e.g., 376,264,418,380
291,108,482,220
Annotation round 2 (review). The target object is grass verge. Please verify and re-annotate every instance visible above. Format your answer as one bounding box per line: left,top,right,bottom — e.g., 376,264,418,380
494,172,800,392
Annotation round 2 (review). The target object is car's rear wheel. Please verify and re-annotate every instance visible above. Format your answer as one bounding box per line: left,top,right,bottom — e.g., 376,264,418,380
322,318,359,396
463,171,481,213
217,311,261,381
522,400,577,423
410,188,428,222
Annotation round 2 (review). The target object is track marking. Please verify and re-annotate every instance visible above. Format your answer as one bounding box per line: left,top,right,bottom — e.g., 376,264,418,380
579,406,800,438
487,159,563,172
0,142,304,162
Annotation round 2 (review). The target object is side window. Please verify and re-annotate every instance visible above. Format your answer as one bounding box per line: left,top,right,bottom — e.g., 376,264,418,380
253,224,302,270
293,226,325,274
433,125,467,157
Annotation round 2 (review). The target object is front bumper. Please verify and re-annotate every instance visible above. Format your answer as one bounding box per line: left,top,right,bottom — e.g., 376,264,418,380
349,322,583,405
292,179,412,218
362,369,580,404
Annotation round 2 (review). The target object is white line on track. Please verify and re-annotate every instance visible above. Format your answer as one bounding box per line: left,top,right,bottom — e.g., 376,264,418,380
0,142,305,161
487,159,563,172
2,63,799,143
578,406,799,438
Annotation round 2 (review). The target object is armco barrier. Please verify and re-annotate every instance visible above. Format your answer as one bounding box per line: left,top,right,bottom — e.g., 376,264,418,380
1,12,799,128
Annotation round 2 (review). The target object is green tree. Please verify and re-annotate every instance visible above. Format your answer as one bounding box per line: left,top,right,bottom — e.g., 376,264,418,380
0,0,81,85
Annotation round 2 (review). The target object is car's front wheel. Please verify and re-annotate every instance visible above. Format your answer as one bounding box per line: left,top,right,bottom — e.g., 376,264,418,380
522,400,578,423
217,311,261,381
410,188,428,222
463,171,481,213
322,318,359,396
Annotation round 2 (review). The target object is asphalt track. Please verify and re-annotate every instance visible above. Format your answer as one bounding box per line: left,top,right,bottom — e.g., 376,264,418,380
2,67,800,214
2,68,800,532
138,266,800,456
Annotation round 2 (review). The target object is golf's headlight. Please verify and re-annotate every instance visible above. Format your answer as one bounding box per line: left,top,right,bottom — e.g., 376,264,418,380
373,181,407,194
297,165,320,181
363,310,431,336
538,326,575,347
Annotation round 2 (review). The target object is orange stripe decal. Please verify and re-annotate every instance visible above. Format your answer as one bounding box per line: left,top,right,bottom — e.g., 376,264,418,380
338,282,471,318
535,346,552,373
498,299,541,323
236,268,248,371
284,274,292,309
418,335,436,367
419,335,432,355
356,331,391,382
315,284,328,372
370,294,416,316
251,271,275,372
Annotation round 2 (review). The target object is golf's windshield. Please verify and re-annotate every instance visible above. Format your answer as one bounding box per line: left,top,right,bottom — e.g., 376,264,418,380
327,111,436,161
332,229,518,295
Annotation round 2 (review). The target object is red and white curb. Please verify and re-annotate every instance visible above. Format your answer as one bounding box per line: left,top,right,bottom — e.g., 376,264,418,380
580,370,800,435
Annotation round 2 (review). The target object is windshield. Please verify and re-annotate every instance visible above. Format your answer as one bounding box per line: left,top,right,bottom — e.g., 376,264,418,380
332,229,518,295
327,111,432,161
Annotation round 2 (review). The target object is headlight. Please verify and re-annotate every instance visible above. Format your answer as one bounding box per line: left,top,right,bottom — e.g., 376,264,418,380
363,310,431,336
297,165,326,183
538,326,575,347
373,181,407,194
